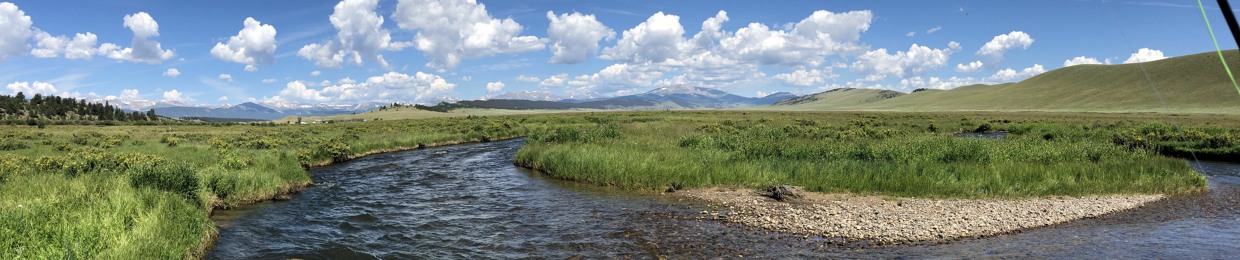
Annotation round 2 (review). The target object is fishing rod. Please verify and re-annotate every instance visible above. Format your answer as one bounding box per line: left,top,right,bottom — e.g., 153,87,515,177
1218,0,1240,48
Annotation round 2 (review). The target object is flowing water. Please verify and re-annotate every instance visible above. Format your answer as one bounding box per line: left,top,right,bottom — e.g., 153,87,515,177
208,138,1240,258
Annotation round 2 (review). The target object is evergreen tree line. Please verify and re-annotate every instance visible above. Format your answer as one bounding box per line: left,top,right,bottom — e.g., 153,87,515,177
0,92,158,122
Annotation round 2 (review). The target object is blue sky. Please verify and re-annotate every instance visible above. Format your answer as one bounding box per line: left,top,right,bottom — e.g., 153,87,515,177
0,0,1235,108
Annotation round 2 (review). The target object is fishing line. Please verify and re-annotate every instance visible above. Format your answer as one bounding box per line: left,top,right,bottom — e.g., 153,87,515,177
1199,0,1240,96
1101,1,1203,165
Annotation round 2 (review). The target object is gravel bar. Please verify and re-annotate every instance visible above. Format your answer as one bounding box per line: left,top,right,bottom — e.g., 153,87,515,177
679,188,1164,245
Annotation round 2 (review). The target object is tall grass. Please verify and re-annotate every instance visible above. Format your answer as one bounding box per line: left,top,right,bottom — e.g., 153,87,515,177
516,113,1212,198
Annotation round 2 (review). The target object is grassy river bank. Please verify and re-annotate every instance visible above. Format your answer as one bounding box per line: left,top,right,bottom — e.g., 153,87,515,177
1,111,1237,258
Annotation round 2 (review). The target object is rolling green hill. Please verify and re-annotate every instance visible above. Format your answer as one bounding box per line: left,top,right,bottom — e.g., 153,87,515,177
772,50,1240,114
768,88,904,109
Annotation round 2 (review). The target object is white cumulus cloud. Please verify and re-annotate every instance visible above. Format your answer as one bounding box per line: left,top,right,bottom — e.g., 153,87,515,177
119,89,140,100
539,73,568,89
393,0,544,69
600,12,687,63
986,64,1045,82
774,68,836,87
546,11,614,64
6,81,59,96
486,81,505,93
101,12,175,63
0,2,33,60
714,10,872,67
899,76,981,91
275,71,456,104
1124,48,1166,64
299,0,404,68
218,74,233,82
976,31,1033,65
31,31,102,59
1063,56,1106,67
162,89,189,102
163,68,180,78
212,17,277,69
956,60,984,72
850,42,960,81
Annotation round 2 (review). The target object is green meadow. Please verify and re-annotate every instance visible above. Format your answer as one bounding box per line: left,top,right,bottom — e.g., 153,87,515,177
2,111,1238,258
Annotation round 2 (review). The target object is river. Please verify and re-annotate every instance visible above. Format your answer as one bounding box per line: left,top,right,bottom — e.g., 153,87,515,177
208,138,1240,258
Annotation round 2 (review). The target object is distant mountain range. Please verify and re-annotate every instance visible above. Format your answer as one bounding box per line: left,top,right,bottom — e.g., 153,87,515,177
452,84,799,111
151,85,804,120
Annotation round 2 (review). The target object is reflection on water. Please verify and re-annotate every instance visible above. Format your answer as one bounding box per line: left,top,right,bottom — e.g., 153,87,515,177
209,139,1240,258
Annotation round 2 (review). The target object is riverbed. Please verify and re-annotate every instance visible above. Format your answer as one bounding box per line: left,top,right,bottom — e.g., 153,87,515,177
208,138,1240,258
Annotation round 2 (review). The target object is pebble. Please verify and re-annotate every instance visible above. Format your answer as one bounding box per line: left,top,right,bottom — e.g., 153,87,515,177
677,188,1164,245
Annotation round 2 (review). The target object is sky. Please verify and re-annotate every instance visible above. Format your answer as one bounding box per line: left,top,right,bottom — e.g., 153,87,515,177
0,0,1236,109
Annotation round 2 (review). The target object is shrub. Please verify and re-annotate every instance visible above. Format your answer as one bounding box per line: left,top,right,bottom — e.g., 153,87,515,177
160,136,180,147
678,135,705,148
129,163,199,201
219,150,253,170
0,138,28,150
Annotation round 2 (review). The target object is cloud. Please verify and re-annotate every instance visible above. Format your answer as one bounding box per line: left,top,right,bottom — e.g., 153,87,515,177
600,12,687,63
212,17,277,69
986,64,1045,82
6,81,59,96
926,26,942,34
774,68,836,87
310,70,321,76
850,42,960,81
162,89,189,102
218,74,233,82
899,76,982,90
956,60,984,72
539,73,568,88
163,68,181,78
546,11,615,64
544,62,683,98
298,0,403,68
275,71,455,104
218,96,229,102
1063,56,1106,67
0,2,32,60
393,0,544,69
486,81,505,93
976,31,1033,65
1124,48,1166,64
906,31,915,37
689,10,729,50
101,12,176,63
119,89,140,100
714,10,872,67
515,75,539,82
262,78,278,84
31,31,102,59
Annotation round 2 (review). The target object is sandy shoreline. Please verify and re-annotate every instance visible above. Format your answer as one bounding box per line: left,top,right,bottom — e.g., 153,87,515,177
679,188,1164,245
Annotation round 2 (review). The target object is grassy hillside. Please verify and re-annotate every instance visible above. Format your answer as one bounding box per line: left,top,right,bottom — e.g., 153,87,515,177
767,88,905,109
773,50,1240,114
